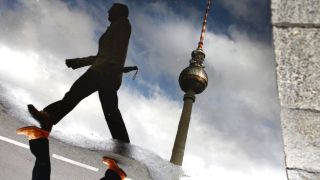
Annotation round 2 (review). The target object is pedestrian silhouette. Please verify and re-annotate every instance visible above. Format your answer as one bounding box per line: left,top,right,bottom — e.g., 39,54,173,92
28,3,132,143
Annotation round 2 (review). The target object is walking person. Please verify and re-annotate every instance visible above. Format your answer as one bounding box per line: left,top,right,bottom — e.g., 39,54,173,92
28,3,132,143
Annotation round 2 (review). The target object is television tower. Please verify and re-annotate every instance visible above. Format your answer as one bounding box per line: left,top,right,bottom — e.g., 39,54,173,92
170,0,211,165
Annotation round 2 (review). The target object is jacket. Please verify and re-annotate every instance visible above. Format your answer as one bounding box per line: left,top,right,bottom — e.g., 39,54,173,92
78,17,131,89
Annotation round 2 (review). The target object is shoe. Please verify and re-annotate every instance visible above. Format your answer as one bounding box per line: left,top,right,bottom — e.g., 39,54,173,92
27,104,53,132
17,126,49,140
102,157,127,179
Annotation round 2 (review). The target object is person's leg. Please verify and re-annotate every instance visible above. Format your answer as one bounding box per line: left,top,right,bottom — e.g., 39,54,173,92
43,70,99,125
109,108,129,142
98,88,130,143
100,170,122,180
17,126,51,180
30,138,51,180
100,157,127,180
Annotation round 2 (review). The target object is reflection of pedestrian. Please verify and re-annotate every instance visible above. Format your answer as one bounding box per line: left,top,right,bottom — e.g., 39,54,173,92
27,3,131,143
17,126,127,180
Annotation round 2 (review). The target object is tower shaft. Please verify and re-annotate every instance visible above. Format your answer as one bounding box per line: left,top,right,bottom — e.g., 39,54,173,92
170,91,195,165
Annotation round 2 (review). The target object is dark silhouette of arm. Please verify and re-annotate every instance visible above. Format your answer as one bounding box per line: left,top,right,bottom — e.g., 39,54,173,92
66,56,96,69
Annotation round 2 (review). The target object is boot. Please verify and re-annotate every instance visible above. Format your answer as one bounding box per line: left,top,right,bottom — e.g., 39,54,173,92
28,104,53,132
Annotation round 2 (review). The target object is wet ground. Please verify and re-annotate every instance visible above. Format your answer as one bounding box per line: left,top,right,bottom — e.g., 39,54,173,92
0,93,184,180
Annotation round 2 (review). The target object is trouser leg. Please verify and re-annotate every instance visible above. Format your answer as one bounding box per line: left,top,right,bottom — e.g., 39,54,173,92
99,89,130,143
29,138,50,180
100,170,122,180
109,108,130,143
44,70,98,125
100,169,121,180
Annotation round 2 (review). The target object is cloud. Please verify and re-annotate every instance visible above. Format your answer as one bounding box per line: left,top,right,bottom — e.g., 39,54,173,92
217,0,270,23
128,0,283,167
192,26,283,164
0,0,98,56
0,0,286,179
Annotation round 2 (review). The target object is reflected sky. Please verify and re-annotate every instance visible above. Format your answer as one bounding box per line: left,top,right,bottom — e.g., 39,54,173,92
0,0,286,179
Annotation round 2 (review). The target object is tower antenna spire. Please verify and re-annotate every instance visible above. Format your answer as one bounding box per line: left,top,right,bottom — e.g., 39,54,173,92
198,0,212,49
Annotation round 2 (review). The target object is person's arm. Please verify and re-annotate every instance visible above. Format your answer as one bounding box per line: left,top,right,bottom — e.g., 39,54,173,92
65,56,96,69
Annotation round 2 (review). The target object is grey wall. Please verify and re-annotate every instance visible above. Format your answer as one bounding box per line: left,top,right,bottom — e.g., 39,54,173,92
271,0,320,179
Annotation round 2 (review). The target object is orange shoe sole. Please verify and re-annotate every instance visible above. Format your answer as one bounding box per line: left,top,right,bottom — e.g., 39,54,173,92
17,126,50,140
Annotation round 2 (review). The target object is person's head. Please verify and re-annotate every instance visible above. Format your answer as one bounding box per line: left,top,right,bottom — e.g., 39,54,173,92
108,3,129,22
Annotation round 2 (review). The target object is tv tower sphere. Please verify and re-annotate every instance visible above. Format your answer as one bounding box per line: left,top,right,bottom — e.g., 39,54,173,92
179,48,208,94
